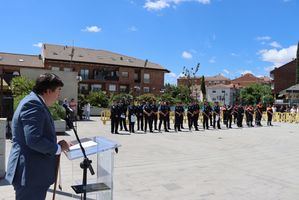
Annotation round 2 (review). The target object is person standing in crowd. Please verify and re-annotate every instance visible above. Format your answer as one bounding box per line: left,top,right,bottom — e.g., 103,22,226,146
85,102,91,120
6,73,70,200
143,101,153,133
128,101,137,133
247,105,254,127
174,102,183,132
255,102,263,126
202,101,210,130
237,104,244,128
119,101,129,131
213,101,221,129
179,102,185,129
226,104,233,128
187,102,194,131
244,105,249,127
266,104,273,126
166,101,171,130
152,100,159,131
136,101,144,131
193,101,200,131
158,101,169,132
69,98,77,120
207,103,213,127
222,104,228,128
110,100,120,134
233,104,238,124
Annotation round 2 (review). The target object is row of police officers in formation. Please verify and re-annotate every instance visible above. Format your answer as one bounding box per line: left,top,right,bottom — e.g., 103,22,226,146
110,100,274,134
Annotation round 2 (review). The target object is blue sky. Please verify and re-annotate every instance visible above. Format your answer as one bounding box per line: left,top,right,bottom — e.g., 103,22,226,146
0,0,298,84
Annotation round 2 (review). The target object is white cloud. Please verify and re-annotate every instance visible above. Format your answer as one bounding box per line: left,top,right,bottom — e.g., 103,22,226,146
231,53,238,56
33,42,43,48
223,69,230,74
165,72,181,84
258,44,296,67
82,26,102,33
128,26,138,32
144,0,210,11
269,41,282,48
182,51,193,59
256,36,271,41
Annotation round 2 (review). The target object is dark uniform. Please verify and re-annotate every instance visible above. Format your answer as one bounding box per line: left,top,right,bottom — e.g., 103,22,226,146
193,102,200,130
266,105,273,126
255,104,263,126
166,102,171,130
110,103,120,134
152,103,159,130
247,105,254,127
237,105,244,128
187,103,194,130
202,103,210,130
158,102,169,132
136,102,144,131
207,104,213,126
143,102,153,133
227,105,233,128
174,104,184,131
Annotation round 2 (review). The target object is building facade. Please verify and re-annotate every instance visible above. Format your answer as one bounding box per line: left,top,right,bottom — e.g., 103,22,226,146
270,59,297,96
206,84,238,105
177,74,231,87
231,73,270,88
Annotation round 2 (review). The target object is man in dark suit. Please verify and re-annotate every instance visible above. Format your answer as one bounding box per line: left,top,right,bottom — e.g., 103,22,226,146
6,73,70,200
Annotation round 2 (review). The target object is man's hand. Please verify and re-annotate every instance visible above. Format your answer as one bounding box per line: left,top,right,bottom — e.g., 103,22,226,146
58,140,71,152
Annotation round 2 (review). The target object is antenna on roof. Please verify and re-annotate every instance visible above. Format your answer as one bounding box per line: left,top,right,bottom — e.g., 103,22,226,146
144,59,148,68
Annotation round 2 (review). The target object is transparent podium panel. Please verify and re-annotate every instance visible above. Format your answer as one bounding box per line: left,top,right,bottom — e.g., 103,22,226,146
65,136,120,200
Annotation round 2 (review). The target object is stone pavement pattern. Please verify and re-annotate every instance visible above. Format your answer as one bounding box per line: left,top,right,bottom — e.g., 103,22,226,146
0,118,299,200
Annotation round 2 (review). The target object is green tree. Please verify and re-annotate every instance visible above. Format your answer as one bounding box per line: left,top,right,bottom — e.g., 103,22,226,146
110,93,133,104
201,75,206,100
87,91,109,108
162,84,191,105
296,41,299,84
137,93,156,102
11,76,34,97
240,83,273,105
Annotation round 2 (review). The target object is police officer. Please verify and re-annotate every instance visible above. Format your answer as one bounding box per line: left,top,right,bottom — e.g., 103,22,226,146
165,101,171,130
143,101,153,133
247,105,254,127
213,101,221,129
152,100,159,130
207,103,213,127
158,101,169,132
255,102,263,126
227,104,233,128
174,102,183,132
136,101,144,131
237,104,244,128
193,101,200,131
266,104,273,126
187,102,194,131
202,101,210,130
119,101,129,131
110,100,120,134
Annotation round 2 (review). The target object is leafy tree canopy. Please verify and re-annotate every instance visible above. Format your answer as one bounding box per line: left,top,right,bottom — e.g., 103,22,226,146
240,83,273,105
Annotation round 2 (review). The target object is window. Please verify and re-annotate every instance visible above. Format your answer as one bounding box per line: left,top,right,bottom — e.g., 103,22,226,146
120,85,127,92
144,87,150,93
79,84,88,92
91,84,102,92
222,90,225,93
144,73,150,83
80,69,89,80
51,67,60,71
212,90,216,93
64,67,72,72
121,71,128,78
109,84,116,92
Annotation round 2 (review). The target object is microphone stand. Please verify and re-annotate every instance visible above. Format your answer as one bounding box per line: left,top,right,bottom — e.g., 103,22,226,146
67,119,95,200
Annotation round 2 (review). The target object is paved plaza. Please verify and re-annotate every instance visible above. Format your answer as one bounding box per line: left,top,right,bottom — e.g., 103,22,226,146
1,118,299,200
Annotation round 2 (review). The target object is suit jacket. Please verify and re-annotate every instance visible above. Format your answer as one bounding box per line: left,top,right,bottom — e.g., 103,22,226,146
6,92,58,187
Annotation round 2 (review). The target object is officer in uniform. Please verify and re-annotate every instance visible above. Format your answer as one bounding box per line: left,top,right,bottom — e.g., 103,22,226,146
226,104,233,128
110,100,120,134
207,103,213,127
174,102,183,131
237,104,244,128
202,101,210,130
119,101,129,131
213,101,221,129
247,105,254,127
143,101,153,133
193,101,200,131
266,104,273,126
255,103,263,126
158,101,169,132
152,100,159,130
165,102,171,130
187,102,194,131
136,101,144,131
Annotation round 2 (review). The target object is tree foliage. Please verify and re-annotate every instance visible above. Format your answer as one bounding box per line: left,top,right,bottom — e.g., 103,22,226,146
240,83,273,105
200,75,206,100
86,91,109,108
110,93,133,104
136,93,156,102
162,84,191,104
11,76,34,97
